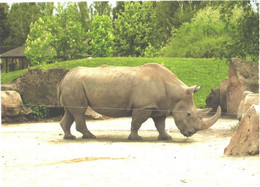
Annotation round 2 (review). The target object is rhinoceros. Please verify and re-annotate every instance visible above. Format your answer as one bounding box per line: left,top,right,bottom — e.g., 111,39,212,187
58,63,221,140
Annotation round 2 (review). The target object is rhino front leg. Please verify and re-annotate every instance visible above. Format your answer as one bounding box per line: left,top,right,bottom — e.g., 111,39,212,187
128,109,151,140
153,116,172,140
74,114,96,139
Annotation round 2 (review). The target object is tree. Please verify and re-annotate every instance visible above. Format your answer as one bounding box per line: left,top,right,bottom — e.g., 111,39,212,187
113,1,162,57
5,3,41,47
92,1,112,17
76,2,92,32
218,0,259,61
25,17,56,65
160,6,236,58
5,2,53,49
0,3,10,53
88,15,114,57
48,3,87,60
25,3,87,64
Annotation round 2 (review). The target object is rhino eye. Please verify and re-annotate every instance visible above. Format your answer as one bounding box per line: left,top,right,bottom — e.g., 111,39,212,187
187,112,191,117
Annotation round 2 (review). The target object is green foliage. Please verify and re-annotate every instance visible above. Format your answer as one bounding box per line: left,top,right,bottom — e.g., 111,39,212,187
160,3,259,61
23,99,49,120
50,3,87,60
88,15,114,57
160,6,232,58
113,1,162,57
4,2,53,48
1,57,228,108
219,1,259,61
25,2,87,64
144,43,159,57
0,3,10,50
25,18,56,66
31,105,50,120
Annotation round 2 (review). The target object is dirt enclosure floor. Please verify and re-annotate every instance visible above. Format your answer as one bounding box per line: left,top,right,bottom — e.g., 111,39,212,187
1,117,259,187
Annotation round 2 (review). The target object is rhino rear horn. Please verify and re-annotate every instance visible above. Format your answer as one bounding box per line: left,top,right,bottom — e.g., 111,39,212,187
198,106,221,130
186,85,202,95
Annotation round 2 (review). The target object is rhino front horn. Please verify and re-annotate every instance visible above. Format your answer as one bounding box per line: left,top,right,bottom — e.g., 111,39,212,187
198,106,221,130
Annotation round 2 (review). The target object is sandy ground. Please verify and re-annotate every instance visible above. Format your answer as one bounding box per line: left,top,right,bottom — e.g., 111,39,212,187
1,117,259,187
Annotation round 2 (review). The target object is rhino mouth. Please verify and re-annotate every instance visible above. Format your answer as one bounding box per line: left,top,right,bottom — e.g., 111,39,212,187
181,129,197,137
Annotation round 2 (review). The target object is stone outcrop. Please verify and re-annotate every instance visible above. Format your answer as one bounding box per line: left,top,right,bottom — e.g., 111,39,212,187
224,105,259,156
226,58,259,116
1,90,32,117
237,91,259,120
11,68,69,106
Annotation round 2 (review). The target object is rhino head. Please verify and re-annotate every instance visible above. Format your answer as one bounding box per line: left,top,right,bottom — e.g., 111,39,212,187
172,86,221,137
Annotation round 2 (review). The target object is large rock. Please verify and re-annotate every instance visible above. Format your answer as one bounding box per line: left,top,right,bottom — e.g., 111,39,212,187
224,105,259,156
1,90,31,117
226,58,259,116
11,68,69,106
237,91,259,120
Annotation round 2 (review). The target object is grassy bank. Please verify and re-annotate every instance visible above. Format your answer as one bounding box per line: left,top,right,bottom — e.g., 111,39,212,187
1,57,229,108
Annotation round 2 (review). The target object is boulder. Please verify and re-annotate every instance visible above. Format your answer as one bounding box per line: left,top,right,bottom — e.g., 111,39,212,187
224,105,259,156
237,91,259,120
1,90,32,117
11,68,69,106
226,58,259,116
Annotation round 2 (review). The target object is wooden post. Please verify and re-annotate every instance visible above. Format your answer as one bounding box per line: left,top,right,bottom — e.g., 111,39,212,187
6,58,8,73
22,58,24,69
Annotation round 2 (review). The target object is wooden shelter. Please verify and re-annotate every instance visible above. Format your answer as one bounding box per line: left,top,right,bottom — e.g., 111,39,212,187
0,45,29,73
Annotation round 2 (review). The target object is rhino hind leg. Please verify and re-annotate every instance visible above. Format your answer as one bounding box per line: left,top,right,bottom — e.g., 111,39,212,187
73,113,96,139
128,109,152,140
153,116,172,140
60,108,76,140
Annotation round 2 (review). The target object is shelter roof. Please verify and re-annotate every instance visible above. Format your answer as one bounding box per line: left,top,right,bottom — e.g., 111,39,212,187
0,45,26,58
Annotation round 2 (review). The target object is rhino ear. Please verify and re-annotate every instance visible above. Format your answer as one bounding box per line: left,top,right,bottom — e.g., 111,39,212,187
186,85,202,95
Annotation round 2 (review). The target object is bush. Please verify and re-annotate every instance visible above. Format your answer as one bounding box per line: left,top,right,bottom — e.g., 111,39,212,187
160,6,239,58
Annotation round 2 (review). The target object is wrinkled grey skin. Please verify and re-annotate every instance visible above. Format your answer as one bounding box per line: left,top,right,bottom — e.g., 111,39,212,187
58,64,221,140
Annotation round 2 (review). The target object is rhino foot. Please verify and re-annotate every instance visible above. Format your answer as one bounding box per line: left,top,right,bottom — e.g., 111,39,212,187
128,134,142,141
64,135,76,140
158,134,172,141
82,133,96,139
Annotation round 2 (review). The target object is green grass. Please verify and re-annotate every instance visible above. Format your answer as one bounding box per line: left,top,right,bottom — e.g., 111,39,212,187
1,57,229,108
